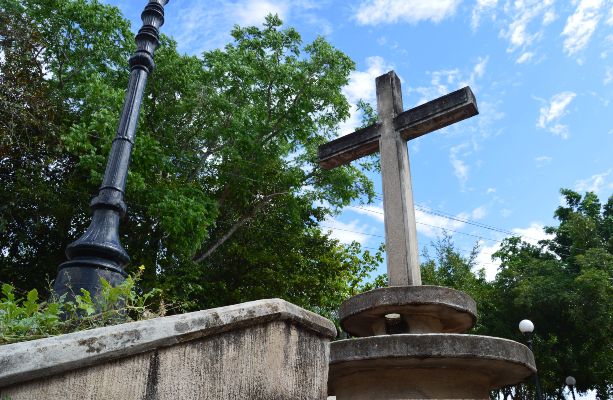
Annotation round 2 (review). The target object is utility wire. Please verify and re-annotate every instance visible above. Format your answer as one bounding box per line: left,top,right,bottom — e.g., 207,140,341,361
0,165,581,256
8,131,572,246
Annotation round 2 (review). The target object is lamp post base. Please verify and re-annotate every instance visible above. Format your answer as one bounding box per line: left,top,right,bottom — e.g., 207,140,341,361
52,265,127,300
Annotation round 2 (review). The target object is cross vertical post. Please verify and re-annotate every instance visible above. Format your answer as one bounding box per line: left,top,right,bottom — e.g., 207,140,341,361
318,70,478,289
376,72,421,286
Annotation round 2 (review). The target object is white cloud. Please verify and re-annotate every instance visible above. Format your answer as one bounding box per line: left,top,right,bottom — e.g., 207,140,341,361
165,0,320,54
323,218,374,245
535,155,552,167
574,170,613,194
343,56,389,105
415,208,468,238
450,144,469,188
472,206,487,220
516,51,534,64
231,0,288,26
475,100,505,139
338,56,394,135
486,188,497,194
301,12,333,36
608,5,613,24
475,222,553,281
605,67,613,84
349,203,385,223
471,0,498,30
478,0,498,8
412,57,488,106
475,241,501,281
561,0,605,56
537,91,577,138
354,0,461,25
549,124,571,138
413,69,461,104
513,223,552,245
602,33,613,58
349,203,480,239
472,56,489,79
543,10,557,25
500,0,555,53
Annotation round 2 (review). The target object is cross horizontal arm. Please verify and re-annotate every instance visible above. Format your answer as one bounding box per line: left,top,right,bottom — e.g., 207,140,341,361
394,86,478,141
318,123,381,170
317,86,478,170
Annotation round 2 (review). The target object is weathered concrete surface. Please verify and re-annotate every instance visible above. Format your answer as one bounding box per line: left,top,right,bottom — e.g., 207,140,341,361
318,123,381,169
340,286,477,336
376,71,421,287
328,334,535,399
317,86,478,170
0,299,335,400
394,86,478,141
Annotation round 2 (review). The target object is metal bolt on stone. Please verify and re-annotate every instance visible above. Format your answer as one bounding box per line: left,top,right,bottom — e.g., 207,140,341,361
52,0,169,300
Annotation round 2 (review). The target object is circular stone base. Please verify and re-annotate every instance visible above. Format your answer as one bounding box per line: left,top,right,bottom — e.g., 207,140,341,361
340,286,477,336
329,334,535,399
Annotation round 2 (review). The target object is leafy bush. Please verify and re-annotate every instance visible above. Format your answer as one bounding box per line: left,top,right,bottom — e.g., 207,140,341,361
0,268,163,345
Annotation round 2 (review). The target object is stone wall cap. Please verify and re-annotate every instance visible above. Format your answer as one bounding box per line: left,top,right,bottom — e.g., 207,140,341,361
0,298,336,388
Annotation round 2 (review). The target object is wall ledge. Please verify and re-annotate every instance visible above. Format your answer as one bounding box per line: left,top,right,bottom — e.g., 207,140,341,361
0,298,336,388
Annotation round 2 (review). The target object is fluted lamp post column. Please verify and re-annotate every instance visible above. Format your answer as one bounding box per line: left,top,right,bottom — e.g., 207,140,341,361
566,376,577,400
519,319,544,400
53,0,169,299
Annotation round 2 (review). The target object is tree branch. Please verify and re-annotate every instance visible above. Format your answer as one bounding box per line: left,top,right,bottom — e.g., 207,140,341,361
193,191,288,263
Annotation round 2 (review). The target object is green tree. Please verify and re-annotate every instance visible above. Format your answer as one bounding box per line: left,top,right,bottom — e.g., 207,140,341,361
420,235,493,334
0,0,133,290
0,1,376,317
490,189,613,399
398,191,612,399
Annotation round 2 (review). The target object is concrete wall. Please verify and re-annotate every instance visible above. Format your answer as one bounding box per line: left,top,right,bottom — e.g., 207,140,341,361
0,299,336,400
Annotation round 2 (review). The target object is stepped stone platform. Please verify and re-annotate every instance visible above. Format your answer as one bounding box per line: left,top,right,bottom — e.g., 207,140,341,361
0,299,336,400
328,286,536,399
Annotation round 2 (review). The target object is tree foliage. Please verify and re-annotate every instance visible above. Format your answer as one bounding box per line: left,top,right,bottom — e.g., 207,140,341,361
3,2,610,397
0,0,377,319
490,189,612,399
419,190,612,399
0,0,133,291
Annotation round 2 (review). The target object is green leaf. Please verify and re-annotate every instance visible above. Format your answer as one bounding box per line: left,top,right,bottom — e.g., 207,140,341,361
1,284,15,302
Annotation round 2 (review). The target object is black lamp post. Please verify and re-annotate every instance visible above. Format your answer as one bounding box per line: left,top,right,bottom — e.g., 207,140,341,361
52,0,169,299
519,319,544,400
565,376,577,400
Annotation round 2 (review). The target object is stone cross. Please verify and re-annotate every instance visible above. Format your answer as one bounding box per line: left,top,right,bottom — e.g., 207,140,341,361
318,71,478,287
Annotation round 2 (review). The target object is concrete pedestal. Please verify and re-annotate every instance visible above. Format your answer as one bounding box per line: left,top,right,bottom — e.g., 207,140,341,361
329,286,536,399
340,286,476,335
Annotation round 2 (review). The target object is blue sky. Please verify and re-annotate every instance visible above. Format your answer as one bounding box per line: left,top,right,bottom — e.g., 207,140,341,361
103,0,613,283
